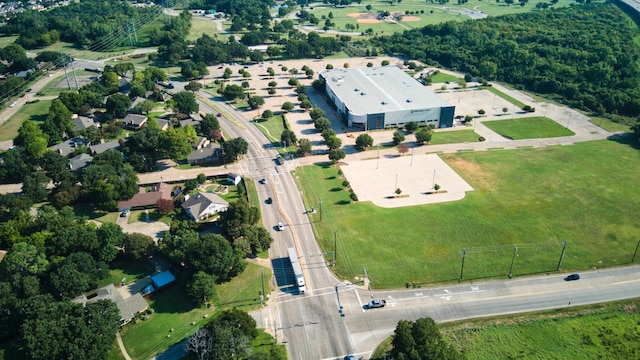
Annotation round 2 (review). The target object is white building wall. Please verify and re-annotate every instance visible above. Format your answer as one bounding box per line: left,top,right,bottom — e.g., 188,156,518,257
383,108,441,128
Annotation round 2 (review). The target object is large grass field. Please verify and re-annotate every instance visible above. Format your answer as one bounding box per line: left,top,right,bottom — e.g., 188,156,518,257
0,99,52,141
482,117,575,139
294,139,640,287
373,298,640,359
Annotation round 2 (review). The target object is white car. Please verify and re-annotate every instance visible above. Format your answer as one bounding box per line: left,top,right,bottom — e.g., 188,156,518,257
9,101,16,107
277,222,284,231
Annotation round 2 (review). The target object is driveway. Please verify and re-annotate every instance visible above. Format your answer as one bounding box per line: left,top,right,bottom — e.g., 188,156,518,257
116,210,169,243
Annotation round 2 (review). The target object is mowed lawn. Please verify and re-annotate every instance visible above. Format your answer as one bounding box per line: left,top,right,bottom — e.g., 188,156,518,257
0,99,52,141
483,117,575,139
295,139,640,287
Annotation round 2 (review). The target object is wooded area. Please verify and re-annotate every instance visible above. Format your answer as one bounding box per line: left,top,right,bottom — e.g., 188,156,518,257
371,3,640,119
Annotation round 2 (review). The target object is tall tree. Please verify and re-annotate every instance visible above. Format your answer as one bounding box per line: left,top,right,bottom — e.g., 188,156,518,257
171,91,199,114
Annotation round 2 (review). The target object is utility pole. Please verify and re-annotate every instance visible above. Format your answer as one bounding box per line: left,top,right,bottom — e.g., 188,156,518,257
132,19,139,45
260,268,265,306
459,248,467,281
69,59,79,90
631,240,640,263
556,241,567,271
60,53,71,90
319,198,323,222
432,170,436,189
333,230,337,267
508,244,518,279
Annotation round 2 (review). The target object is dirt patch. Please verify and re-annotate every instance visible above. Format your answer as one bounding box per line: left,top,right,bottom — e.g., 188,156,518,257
358,18,381,24
347,12,365,18
446,158,494,192
402,16,420,22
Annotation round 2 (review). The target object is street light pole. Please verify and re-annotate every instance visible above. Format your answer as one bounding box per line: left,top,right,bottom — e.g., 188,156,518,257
333,230,337,267
432,170,436,189
410,148,413,166
508,244,518,278
319,198,323,222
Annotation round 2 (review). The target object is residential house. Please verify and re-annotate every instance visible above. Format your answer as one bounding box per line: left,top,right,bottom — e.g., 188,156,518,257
49,136,89,156
68,153,92,171
123,114,148,130
71,115,98,133
181,191,229,220
72,284,148,326
156,118,171,131
140,271,176,296
179,118,200,128
194,136,210,150
89,139,122,155
117,182,172,211
189,113,203,122
186,143,223,166
128,96,146,113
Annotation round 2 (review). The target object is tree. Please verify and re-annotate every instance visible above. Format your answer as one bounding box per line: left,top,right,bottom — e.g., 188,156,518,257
22,172,50,203
478,109,486,116
105,93,131,118
310,107,325,121
328,149,345,163
123,233,155,260
220,199,259,239
415,128,433,144
134,99,155,115
355,134,373,151
393,131,405,145
15,121,48,161
281,102,294,112
314,117,331,131
267,67,275,77
288,77,299,86
397,143,409,156
187,271,217,306
157,198,175,214
391,317,461,360
405,121,419,133
200,114,220,139
172,91,199,114
81,151,138,211
185,81,203,93
248,95,265,109
298,138,312,155
0,242,48,276
262,110,273,120
268,81,278,88
299,98,312,110
20,298,120,360
223,67,233,79
280,129,297,147
325,136,342,150
41,99,74,145
223,84,245,99
222,137,249,161
96,222,125,262
186,234,245,281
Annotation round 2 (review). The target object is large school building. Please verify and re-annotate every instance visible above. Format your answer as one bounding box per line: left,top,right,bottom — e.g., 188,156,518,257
319,66,455,130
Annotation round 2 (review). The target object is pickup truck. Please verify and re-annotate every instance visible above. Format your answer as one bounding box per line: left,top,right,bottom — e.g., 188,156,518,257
367,299,386,309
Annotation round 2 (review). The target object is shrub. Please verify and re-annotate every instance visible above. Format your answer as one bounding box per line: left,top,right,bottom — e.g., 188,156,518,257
342,180,349,187
349,191,358,201
396,188,402,194
434,184,441,190
479,136,486,142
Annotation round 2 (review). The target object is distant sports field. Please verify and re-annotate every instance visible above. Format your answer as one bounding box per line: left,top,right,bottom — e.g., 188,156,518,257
303,0,576,35
296,139,640,287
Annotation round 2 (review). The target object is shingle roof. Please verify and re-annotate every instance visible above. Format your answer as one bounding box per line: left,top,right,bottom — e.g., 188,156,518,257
181,191,229,220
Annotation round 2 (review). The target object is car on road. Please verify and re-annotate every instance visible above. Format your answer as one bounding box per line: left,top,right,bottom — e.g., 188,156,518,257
259,178,266,184
9,101,16,107
277,222,284,231
564,273,580,281
120,210,130,217
344,355,356,360
367,299,386,309
266,197,272,204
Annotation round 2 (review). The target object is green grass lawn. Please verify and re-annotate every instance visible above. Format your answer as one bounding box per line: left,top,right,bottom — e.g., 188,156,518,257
294,139,640,287
373,298,640,359
591,117,632,133
253,115,286,146
0,99,52,141
482,117,575,139
97,259,156,289
430,72,461,84
430,129,480,145
120,262,272,359
187,16,223,41
481,85,526,108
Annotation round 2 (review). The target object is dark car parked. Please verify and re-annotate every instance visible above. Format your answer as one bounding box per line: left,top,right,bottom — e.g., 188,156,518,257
564,273,580,281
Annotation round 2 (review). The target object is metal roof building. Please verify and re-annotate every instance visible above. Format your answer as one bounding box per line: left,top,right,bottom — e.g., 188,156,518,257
319,66,454,130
